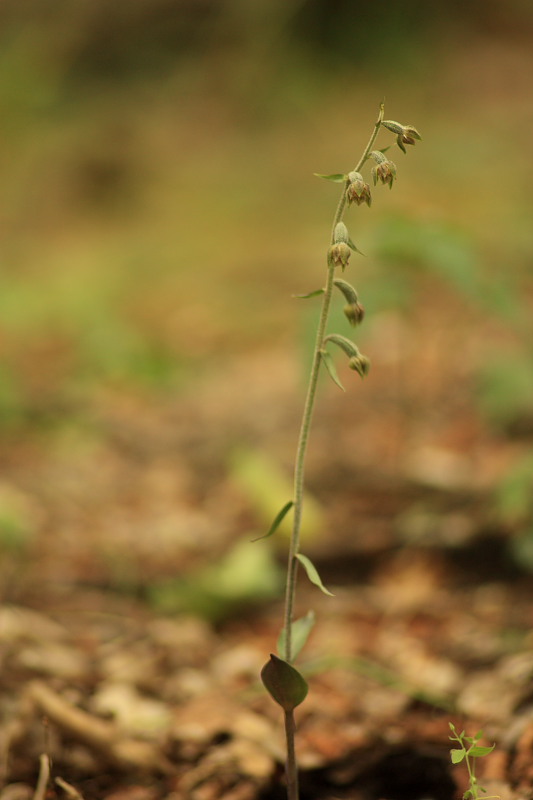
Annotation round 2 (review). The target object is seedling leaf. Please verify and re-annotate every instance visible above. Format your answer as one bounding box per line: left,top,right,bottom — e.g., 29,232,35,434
469,745,495,758
277,610,316,661
293,289,325,299
451,749,466,764
320,350,345,392
297,553,334,596
261,654,309,711
251,500,294,542
314,173,347,183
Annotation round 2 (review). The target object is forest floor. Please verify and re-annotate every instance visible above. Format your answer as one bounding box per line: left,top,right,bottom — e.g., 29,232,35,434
1,286,533,800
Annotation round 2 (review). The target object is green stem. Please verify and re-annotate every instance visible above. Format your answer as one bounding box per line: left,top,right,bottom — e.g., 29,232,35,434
280,104,385,800
330,102,385,244
465,751,478,800
284,710,298,800
282,255,336,664
283,102,384,664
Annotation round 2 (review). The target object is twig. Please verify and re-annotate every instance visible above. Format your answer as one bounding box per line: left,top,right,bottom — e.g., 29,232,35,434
55,776,86,800
27,681,173,774
32,754,50,800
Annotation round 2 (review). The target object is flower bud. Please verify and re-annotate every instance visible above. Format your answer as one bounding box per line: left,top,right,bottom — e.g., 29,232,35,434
344,302,365,326
346,171,372,207
333,278,365,326
349,354,370,378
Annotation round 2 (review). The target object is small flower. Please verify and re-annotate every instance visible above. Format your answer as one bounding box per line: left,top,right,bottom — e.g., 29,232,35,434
382,120,422,154
396,125,421,154
371,159,396,188
329,242,351,270
346,171,372,207
349,354,370,377
343,302,365,326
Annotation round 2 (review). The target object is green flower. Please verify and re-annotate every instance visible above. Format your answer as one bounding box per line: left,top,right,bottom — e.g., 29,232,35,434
346,171,372,207
371,159,396,188
396,125,421,154
329,242,351,269
349,354,370,377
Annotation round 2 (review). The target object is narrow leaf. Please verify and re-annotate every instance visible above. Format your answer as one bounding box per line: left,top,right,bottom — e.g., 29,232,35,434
296,553,334,596
320,350,345,392
450,749,466,764
261,654,309,711
292,289,325,299
277,610,316,661
251,500,294,542
314,173,347,183
469,745,495,758
347,238,365,256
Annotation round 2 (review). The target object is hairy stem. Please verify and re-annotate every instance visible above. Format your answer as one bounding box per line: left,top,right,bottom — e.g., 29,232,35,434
281,104,385,800
284,710,298,800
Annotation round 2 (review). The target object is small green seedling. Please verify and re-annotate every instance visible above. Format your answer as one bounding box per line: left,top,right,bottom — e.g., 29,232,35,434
449,723,499,800
256,104,421,800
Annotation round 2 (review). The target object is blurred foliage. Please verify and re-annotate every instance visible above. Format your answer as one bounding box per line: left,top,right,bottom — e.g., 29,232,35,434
0,0,532,574
229,449,324,543
149,539,283,620
478,351,533,434
495,453,533,570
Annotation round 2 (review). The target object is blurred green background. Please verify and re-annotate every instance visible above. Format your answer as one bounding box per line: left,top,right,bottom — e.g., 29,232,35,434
1,0,533,601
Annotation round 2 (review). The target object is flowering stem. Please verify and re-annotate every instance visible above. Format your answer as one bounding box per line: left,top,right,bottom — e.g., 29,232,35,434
281,105,385,800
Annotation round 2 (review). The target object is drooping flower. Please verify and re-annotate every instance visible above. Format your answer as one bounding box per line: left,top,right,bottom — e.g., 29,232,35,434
371,158,397,188
346,171,372,207
329,242,351,269
349,354,370,377
343,302,365,326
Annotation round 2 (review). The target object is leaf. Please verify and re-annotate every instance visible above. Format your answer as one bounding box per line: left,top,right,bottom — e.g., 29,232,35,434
292,289,325,299
251,500,294,542
261,654,309,711
277,610,316,661
347,238,365,256
296,553,334,596
230,449,324,542
451,749,466,764
320,350,345,392
469,745,495,758
314,173,347,183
